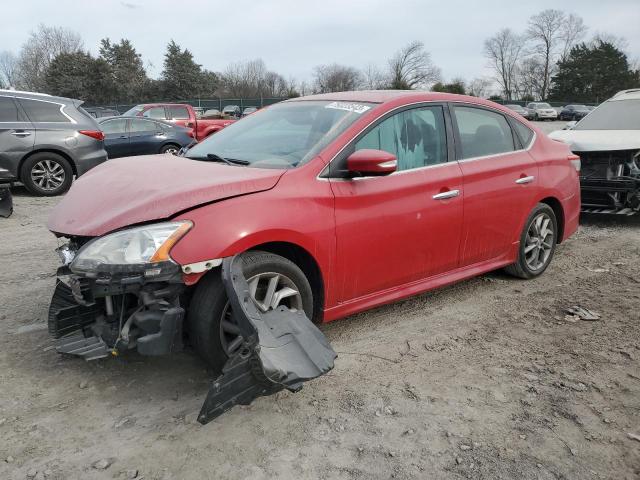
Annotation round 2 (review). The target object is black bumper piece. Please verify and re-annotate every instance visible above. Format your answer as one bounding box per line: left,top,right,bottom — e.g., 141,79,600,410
0,185,12,218
198,254,337,425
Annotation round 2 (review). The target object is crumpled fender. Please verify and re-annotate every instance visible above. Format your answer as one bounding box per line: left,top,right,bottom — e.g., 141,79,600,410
198,254,337,424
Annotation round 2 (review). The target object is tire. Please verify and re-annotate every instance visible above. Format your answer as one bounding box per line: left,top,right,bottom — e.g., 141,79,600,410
160,143,180,155
534,113,539,121
21,152,73,196
187,251,314,371
504,203,558,279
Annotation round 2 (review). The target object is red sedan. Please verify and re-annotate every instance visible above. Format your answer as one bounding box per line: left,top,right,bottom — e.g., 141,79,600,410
47,90,580,384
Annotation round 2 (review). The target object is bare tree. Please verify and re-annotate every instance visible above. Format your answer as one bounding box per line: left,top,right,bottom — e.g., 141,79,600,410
484,29,525,100
560,14,588,60
17,24,83,90
515,57,546,100
362,63,388,89
526,10,586,99
387,41,441,89
0,51,19,88
467,77,492,98
313,63,363,93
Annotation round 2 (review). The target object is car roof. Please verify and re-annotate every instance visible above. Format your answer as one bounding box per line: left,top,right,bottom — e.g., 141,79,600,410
287,90,513,108
0,88,79,104
610,88,640,101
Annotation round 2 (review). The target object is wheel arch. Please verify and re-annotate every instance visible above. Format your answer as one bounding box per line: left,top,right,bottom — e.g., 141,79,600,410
539,196,565,243
246,241,325,323
19,148,77,178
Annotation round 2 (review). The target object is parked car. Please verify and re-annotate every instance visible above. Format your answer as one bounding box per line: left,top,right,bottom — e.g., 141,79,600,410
47,91,580,421
222,105,241,118
83,106,120,118
559,104,591,121
505,104,533,120
242,106,258,117
0,89,107,196
98,117,194,158
549,88,640,215
122,103,235,141
526,102,558,121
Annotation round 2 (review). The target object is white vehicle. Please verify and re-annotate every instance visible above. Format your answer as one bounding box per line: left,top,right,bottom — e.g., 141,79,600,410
549,89,640,215
526,102,558,121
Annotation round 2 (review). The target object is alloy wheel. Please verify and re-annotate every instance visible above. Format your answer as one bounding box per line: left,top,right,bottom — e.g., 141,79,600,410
164,147,179,155
219,272,303,354
31,160,66,192
524,213,554,271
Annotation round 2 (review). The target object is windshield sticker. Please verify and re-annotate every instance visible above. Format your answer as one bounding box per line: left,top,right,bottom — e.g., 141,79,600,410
325,102,371,114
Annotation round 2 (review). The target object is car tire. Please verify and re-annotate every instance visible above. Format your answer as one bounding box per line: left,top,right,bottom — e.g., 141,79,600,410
187,251,314,372
534,113,539,121
504,203,558,280
160,144,180,155
21,152,73,196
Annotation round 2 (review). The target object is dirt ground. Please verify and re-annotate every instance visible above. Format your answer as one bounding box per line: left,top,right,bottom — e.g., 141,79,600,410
1,121,639,480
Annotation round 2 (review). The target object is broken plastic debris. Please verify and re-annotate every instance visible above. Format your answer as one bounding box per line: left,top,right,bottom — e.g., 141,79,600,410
197,254,337,425
564,306,601,321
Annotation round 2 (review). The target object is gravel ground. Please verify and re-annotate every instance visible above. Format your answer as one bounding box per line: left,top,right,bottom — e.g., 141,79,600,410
1,121,639,480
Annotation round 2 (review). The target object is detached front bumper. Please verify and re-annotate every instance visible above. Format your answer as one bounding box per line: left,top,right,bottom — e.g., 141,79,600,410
48,252,336,425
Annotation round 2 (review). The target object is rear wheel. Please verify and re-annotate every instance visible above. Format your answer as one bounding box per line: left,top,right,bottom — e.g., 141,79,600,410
188,251,314,372
505,203,558,279
160,144,180,155
21,152,73,196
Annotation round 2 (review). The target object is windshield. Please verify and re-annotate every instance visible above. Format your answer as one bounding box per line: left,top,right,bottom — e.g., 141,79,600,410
534,103,552,109
185,100,375,168
122,105,144,116
575,99,640,130
572,105,589,111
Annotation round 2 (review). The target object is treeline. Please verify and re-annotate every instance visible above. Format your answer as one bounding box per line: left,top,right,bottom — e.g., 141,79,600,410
483,9,639,102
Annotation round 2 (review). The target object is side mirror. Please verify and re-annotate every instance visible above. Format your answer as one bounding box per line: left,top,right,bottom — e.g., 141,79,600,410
346,149,397,176
564,121,577,130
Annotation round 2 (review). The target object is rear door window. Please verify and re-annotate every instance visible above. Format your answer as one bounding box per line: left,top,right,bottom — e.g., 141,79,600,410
0,96,26,122
19,99,70,122
452,106,515,159
355,106,448,171
130,119,159,133
142,107,167,120
168,106,190,120
101,118,128,134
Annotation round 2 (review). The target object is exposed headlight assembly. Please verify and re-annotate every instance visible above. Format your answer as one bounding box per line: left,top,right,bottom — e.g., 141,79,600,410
71,221,192,276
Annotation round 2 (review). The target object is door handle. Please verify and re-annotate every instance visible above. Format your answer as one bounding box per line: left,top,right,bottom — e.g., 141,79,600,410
515,176,535,184
118,135,128,139
432,189,460,200
11,131,31,137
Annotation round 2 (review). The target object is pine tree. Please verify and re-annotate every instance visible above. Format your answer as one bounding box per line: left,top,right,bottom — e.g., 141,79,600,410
161,40,204,100
99,38,148,104
550,41,640,103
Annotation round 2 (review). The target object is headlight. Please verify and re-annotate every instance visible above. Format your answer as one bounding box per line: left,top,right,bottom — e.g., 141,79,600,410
71,221,192,274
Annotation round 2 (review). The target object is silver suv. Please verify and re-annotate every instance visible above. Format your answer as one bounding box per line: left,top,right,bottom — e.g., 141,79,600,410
0,90,108,196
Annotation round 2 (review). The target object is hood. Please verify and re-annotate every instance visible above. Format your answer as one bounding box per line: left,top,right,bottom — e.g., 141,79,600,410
548,129,640,152
48,155,286,237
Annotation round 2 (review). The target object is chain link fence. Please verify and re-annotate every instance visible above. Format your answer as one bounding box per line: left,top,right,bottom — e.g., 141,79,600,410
95,97,289,114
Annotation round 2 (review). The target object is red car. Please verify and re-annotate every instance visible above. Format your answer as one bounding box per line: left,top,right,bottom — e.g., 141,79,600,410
47,91,580,421
122,103,235,141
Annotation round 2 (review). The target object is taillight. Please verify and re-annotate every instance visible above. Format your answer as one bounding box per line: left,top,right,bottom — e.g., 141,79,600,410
79,130,105,141
568,154,581,172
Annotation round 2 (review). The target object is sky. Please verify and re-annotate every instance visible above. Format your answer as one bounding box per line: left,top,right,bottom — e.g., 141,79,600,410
1,0,639,86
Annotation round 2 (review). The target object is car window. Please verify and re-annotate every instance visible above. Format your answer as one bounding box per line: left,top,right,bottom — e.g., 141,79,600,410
512,121,534,148
19,99,70,122
168,105,189,120
142,107,166,120
574,99,640,130
101,118,128,134
0,96,25,122
453,106,515,159
355,106,447,171
130,118,159,133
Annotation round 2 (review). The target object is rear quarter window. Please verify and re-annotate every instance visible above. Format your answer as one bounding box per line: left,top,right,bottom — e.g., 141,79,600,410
20,99,70,123
512,121,534,148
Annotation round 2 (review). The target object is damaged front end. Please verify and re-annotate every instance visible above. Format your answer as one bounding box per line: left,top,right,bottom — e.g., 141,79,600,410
578,149,640,215
48,225,336,424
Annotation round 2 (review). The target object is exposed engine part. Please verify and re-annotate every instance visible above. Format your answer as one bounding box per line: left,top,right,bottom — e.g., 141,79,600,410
0,185,12,218
197,254,337,425
578,149,640,214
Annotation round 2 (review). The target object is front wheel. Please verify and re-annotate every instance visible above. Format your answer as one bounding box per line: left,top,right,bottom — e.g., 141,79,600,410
160,144,180,155
504,203,558,279
187,251,314,372
21,152,73,196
